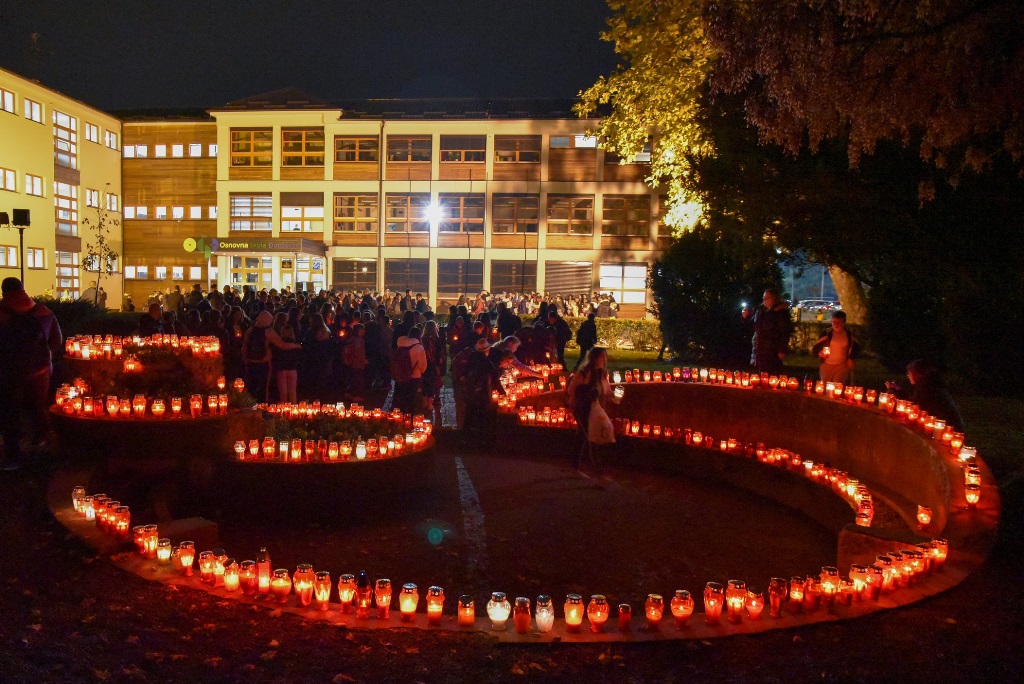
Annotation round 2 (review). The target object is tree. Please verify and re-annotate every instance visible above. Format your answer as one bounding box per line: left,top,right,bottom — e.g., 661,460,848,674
80,187,120,307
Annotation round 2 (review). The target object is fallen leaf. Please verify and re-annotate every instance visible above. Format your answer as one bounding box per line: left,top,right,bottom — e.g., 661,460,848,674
269,609,283,618
945,618,957,625
269,639,280,647
144,652,164,661
511,663,525,675
93,670,110,680
405,647,419,655
171,654,188,661
333,675,356,683
126,635,139,644
205,657,222,667
28,624,42,632
261,650,277,661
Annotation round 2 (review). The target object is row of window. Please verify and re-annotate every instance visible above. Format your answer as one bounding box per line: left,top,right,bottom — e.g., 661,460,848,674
0,87,118,150
83,189,120,211
222,193,656,236
123,143,217,159
123,205,217,220
124,265,205,280
0,166,46,197
228,131,650,167
0,246,46,269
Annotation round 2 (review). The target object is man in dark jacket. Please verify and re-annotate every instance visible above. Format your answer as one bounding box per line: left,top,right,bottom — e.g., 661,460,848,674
743,288,792,374
0,278,63,469
547,309,573,367
574,312,598,369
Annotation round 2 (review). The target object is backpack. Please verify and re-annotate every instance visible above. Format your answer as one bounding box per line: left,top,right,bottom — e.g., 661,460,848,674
245,326,268,361
3,305,50,377
391,345,415,383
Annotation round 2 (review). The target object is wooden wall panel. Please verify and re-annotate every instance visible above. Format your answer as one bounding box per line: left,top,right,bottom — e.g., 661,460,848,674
491,234,538,249
603,163,648,183
123,220,215,261
438,233,484,248
229,167,272,181
383,233,429,247
438,163,485,181
123,123,217,146
548,149,597,182
122,159,217,203
331,233,378,247
493,164,540,182
384,162,430,181
280,167,324,181
600,236,651,252
545,234,594,250
333,162,379,180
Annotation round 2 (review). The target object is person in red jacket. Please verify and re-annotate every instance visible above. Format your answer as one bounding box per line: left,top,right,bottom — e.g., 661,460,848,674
0,277,63,470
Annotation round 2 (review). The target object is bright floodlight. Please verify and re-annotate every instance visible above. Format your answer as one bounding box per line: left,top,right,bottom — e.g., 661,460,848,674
426,201,443,235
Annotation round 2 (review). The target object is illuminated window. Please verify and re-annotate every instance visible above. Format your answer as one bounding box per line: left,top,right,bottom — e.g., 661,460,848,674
25,174,44,197
438,193,484,233
24,98,42,123
229,128,272,167
173,266,184,280
605,139,652,165
333,194,378,232
123,146,135,158
155,206,167,220
440,136,485,163
334,137,379,163
281,129,324,166
85,188,99,208
136,206,148,219
384,194,430,233
189,266,202,280
155,266,168,279
190,206,202,219
332,259,377,291
208,206,218,219
492,195,539,233
84,122,99,143
55,250,80,298
281,205,325,232
599,263,648,304
0,245,17,268
208,144,218,157
549,135,597,149
495,136,541,163
124,206,136,219
170,206,183,220
386,137,431,163
135,145,148,158
0,167,16,192
104,130,118,150
230,194,272,231
602,195,651,236
106,193,119,212
154,144,167,157
172,144,184,157
384,259,428,293
189,143,202,157
54,182,78,236
490,261,537,292
229,256,274,286
26,248,45,269
546,195,593,235
124,265,148,279
0,88,14,114
53,111,78,169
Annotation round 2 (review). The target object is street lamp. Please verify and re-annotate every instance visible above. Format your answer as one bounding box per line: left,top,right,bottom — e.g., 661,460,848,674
0,209,30,283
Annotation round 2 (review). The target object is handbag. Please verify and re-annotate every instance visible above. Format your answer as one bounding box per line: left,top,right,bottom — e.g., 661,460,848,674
587,399,616,445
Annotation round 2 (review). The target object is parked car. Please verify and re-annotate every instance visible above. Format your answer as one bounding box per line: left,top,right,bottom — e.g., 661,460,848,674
795,299,840,312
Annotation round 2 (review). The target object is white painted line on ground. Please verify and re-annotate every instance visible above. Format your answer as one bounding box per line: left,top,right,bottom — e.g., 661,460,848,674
453,456,488,585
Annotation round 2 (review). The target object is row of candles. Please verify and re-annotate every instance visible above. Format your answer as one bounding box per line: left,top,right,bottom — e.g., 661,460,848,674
68,486,950,634
64,334,222,359
232,431,430,462
256,402,432,433
54,377,246,420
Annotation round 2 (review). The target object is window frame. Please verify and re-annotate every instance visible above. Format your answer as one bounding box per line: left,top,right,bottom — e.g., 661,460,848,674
439,135,486,164
281,128,325,167
333,193,379,232
546,195,594,235
26,247,45,269
494,135,541,163
384,193,430,233
601,195,652,237
0,88,14,115
386,136,431,163
229,194,273,231
229,128,273,167
24,98,42,123
490,260,537,292
334,136,379,163
491,194,539,234
0,167,16,192
25,174,44,197
281,204,325,232
84,122,99,143
438,193,484,233
53,110,78,169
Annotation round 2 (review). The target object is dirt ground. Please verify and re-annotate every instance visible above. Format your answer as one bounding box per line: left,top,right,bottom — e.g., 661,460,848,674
2,432,1023,684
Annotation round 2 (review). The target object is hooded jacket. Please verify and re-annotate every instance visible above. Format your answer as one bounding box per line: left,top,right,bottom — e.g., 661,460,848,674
0,290,63,375
395,335,427,379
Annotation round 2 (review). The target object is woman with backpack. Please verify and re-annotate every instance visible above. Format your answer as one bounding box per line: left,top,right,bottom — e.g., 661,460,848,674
242,310,301,403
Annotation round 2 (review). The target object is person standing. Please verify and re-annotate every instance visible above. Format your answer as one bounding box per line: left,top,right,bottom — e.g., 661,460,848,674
243,310,301,403
574,312,598,370
0,277,63,469
392,325,427,414
547,309,573,367
743,288,792,375
812,311,859,383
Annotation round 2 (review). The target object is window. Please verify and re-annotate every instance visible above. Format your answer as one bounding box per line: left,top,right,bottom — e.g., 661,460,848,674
546,195,594,235
440,135,485,163
544,261,593,295
549,134,597,149
490,261,537,292
189,143,202,157
190,266,202,280
492,195,539,233
124,266,136,279
25,174,44,197
154,144,167,157
384,259,429,294
230,194,272,231
439,194,484,233
190,206,202,219
0,246,17,268
599,263,648,304
85,188,99,208
124,265,149,279
333,194,378,232
494,135,541,163
0,88,14,114
602,195,651,236
124,207,136,219
0,167,16,192
208,206,218,219
155,266,168,279
437,260,483,294
54,182,78,236
332,259,377,291
26,248,45,269
53,111,78,169
605,139,652,164
135,145,148,158
230,128,272,166
172,266,184,280
385,194,430,232
104,130,118,150
56,251,80,297
386,137,431,163
85,122,99,143
155,206,167,220
123,146,135,158
172,144,184,157
171,206,184,220
281,128,325,166
294,257,325,290
334,137,379,163
136,206,148,219
281,205,325,232
208,144,218,157
229,255,273,286
106,193,119,212
24,98,42,123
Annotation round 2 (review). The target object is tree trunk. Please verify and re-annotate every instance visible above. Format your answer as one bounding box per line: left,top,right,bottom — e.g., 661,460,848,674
828,265,867,325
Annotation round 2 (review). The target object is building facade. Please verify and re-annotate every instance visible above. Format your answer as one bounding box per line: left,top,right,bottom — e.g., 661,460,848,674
121,90,670,316
0,67,123,302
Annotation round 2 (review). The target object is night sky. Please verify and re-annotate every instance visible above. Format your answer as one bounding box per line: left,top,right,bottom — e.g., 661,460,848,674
0,0,619,112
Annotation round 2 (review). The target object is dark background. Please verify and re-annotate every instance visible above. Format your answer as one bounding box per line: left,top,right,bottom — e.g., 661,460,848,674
0,0,617,111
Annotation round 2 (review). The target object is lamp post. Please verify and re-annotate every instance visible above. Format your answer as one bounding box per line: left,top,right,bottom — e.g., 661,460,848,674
0,209,30,283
